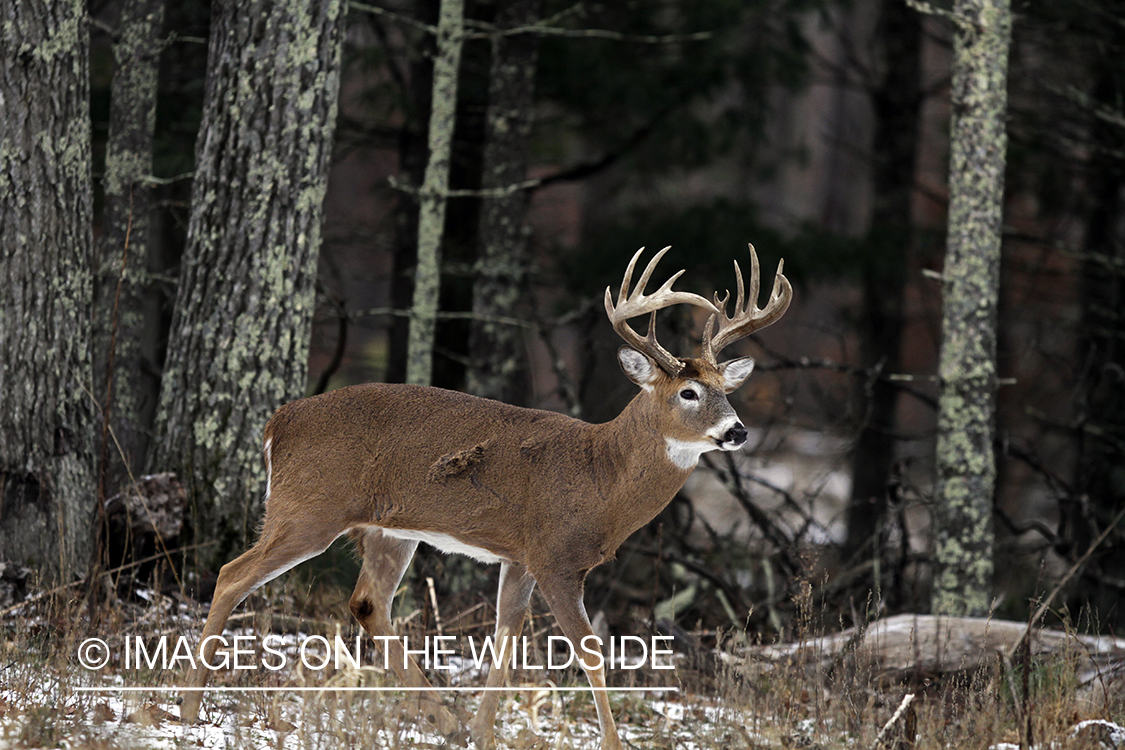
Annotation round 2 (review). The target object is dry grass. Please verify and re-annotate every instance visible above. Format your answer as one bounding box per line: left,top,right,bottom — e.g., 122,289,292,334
1,577,1122,750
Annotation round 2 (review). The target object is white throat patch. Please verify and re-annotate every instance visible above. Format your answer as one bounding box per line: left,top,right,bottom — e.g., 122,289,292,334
664,437,717,470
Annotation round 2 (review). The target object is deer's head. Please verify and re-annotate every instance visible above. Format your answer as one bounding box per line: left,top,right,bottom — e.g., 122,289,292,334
605,245,792,469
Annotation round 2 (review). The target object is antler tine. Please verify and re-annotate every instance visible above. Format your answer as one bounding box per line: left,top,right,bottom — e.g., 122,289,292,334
702,311,717,348
633,245,672,298
743,246,755,319
605,246,719,376
615,246,646,307
701,243,793,365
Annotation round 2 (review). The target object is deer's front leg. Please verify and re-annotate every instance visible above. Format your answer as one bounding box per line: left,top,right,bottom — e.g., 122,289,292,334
535,572,624,750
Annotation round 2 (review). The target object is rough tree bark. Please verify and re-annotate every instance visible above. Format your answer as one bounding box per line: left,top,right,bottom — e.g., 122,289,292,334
406,0,464,386
465,0,542,404
149,0,344,566
94,0,165,496
0,0,96,582
931,0,1011,617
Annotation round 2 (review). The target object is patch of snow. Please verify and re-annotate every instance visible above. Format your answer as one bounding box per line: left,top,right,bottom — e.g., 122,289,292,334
1072,720,1125,749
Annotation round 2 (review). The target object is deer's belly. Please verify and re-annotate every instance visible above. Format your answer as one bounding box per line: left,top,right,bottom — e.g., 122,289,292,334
380,527,504,565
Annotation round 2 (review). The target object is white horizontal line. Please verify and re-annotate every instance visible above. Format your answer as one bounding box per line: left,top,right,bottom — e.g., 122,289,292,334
76,686,679,693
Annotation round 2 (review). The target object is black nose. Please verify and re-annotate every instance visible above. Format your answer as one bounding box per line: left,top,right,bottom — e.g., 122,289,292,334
724,423,747,445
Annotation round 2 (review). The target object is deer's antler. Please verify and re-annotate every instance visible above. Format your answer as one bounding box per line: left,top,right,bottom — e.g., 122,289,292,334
701,243,792,366
604,246,719,376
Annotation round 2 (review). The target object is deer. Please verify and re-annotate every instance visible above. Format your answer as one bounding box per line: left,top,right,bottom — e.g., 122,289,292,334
180,244,792,750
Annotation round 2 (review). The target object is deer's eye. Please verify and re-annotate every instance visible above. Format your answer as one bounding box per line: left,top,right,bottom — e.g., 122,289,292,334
680,389,698,401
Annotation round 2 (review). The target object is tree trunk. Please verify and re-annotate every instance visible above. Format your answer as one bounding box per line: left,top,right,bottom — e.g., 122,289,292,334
1072,65,1125,621
844,0,922,566
94,0,165,499
0,0,96,583
931,0,1011,617
386,0,437,385
149,0,344,567
465,0,542,404
406,0,465,386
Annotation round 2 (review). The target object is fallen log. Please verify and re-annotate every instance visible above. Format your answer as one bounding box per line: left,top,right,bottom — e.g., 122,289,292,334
725,614,1125,687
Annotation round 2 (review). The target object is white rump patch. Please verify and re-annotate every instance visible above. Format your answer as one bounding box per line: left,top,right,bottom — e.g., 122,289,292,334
381,528,503,565
664,437,717,470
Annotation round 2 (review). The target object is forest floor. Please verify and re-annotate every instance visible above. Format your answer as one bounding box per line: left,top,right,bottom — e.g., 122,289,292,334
1,582,1123,750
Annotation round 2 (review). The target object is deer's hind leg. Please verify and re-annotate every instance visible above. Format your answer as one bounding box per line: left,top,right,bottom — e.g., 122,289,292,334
182,515,345,722
348,527,462,739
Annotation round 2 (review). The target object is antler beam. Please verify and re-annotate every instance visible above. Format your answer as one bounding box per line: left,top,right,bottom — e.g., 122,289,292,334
701,243,793,365
604,246,719,376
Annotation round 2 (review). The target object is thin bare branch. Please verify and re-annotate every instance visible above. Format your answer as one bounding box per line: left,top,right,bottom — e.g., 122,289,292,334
902,0,971,30
348,1,437,34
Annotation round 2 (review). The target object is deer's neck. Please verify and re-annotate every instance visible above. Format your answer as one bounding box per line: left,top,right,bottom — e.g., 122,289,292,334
574,397,697,555
591,395,695,520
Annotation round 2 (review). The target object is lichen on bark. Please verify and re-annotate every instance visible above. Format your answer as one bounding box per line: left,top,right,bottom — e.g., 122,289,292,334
95,0,165,494
0,0,95,582
465,0,541,404
149,0,344,566
406,0,465,387
931,0,1012,617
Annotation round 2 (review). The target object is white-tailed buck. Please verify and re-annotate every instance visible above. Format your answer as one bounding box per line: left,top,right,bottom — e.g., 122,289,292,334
181,245,792,750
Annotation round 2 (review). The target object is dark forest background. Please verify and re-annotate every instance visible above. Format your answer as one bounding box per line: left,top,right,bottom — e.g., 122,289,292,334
1,0,1123,641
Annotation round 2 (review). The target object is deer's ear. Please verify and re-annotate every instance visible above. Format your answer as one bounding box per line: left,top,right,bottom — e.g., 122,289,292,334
719,356,755,393
618,347,659,388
